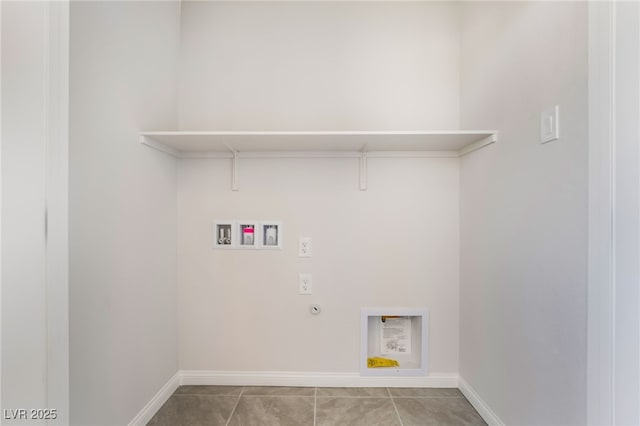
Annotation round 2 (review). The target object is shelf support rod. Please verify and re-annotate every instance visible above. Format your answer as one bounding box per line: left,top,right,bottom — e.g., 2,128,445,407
359,149,367,191
231,150,239,191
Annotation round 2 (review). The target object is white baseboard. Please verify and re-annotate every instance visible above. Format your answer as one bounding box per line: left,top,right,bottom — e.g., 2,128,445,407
128,369,459,424
458,376,504,426
179,370,458,388
128,372,180,426
126,371,506,426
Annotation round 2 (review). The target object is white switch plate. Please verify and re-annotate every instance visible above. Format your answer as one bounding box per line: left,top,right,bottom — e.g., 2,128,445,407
298,237,312,257
299,273,312,295
540,105,560,144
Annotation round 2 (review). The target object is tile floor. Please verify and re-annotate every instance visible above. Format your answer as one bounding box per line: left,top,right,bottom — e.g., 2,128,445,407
147,386,487,426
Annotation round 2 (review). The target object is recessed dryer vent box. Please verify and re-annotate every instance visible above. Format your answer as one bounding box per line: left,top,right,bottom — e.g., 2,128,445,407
260,221,282,249
360,308,428,376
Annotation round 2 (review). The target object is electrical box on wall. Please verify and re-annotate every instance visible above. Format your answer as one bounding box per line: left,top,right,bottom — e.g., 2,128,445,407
212,221,283,250
360,308,428,377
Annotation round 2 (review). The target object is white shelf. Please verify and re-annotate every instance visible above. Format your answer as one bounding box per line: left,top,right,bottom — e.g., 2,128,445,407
139,130,497,190
139,130,497,158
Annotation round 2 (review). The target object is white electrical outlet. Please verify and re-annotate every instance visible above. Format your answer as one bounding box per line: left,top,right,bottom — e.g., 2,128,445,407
299,273,312,295
298,237,312,257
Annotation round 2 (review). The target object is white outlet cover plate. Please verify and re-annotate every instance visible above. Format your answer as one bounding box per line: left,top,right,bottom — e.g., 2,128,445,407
299,273,312,295
298,237,312,257
540,105,560,144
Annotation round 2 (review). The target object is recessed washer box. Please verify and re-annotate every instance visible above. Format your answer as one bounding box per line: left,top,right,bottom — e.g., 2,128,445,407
213,221,236,249
360,307,428,376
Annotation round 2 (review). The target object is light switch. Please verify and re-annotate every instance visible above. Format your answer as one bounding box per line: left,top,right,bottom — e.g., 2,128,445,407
540,105,560,144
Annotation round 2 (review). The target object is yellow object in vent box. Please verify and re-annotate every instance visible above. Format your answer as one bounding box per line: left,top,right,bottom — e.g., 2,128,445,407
367,357,400,368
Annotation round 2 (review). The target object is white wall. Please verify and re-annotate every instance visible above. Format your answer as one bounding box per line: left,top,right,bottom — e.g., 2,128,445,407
176,1,463,377
178,1,460,131
1,2,49,422
610,2,640,422
177,157,460,375
2,2,69,423
459,2,588,425
69,2,180,424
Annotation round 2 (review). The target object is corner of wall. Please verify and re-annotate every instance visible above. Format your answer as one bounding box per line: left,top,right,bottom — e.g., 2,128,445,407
458,376,505,426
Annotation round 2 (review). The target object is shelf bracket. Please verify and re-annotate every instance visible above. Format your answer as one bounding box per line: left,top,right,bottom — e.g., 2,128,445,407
359,150,367,191
231,150,239,191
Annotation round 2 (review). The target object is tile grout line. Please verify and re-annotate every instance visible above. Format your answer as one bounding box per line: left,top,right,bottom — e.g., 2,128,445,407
313,387,317,426
225,387,244,426
241,394,315,398
174,393,245,397
387,388,404,426
387,396,463,399
315,395,391,399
